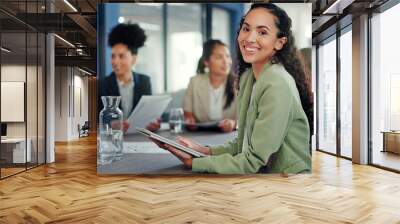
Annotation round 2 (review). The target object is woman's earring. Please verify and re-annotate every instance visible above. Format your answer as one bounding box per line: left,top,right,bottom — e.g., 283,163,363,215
271,56,278,64
204,66,210,73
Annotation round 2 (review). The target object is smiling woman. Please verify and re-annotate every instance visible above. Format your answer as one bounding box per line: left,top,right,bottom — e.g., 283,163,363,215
238,10,286,76
155,3,313,174
97,23,160,132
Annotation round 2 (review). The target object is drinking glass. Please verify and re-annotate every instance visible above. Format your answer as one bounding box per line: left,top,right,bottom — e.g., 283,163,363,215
169,108,184,134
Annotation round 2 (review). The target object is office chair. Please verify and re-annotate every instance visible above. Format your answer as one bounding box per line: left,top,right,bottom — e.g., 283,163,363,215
78,121,90,138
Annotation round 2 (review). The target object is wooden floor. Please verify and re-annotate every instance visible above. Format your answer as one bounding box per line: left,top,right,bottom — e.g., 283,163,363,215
1,167,26,178
1,164,45,178
1,135,400,223
372,150,400,171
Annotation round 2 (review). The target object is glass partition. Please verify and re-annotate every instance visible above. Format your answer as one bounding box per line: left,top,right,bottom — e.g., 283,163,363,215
27,31,38,169
317,36,337,155
0,0,46,179
339,28,352,158
38,32,46,165
1,30,28,177
371,3,400,171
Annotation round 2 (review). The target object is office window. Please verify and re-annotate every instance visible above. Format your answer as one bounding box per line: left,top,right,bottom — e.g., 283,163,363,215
275,3,312,50
339,28,352,158
212,8,231,49
312,45,317,150
391,75,400,129
117,3,164,94
318,36,337,154
167,3,202,92
371,3,400,171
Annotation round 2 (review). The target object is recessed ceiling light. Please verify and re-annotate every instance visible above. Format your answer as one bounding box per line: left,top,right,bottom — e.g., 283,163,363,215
54,34,75,48
322,0,355,15
78,67,92,76
1,47,11,53
63,0,78,12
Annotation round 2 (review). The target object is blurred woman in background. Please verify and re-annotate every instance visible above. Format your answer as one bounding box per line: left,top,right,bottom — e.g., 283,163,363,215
183,39,238,133
98,23,160,132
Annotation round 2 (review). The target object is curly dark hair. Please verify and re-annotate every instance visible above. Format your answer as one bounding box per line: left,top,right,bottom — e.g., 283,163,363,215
108,23,147,55
236,3,314,134
196,39,236,110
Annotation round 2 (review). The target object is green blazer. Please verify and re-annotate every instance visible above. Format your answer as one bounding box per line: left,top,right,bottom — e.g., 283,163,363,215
192,63,311,174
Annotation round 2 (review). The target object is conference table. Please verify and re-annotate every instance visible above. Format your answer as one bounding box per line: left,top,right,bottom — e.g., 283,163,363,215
97,127,236,174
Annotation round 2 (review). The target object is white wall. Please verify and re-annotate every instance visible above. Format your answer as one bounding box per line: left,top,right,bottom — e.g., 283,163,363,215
72,73,89,138
1,65,41,137
1,65,26,81
55,66,69,141
54,67,89,141
1,65,26,139
1,64,46,163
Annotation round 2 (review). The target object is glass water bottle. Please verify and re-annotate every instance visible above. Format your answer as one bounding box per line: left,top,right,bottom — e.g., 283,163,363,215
98,96,124,165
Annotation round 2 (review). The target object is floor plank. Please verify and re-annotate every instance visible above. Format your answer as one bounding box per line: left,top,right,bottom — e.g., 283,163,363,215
1,135,400,223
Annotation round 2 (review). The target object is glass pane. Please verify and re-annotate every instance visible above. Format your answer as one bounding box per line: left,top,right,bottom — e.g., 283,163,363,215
340,29,352,158
1,30,27,177
371,4,400,171
318,37,337,154
38,32,45,164
0,0,46,178
212,7,230,49
27,31,38,169
116,3,164,93
167,3,202,92
312,45,317,151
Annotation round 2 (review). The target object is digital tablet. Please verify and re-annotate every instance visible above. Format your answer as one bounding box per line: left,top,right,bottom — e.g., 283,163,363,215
136,128,206,158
